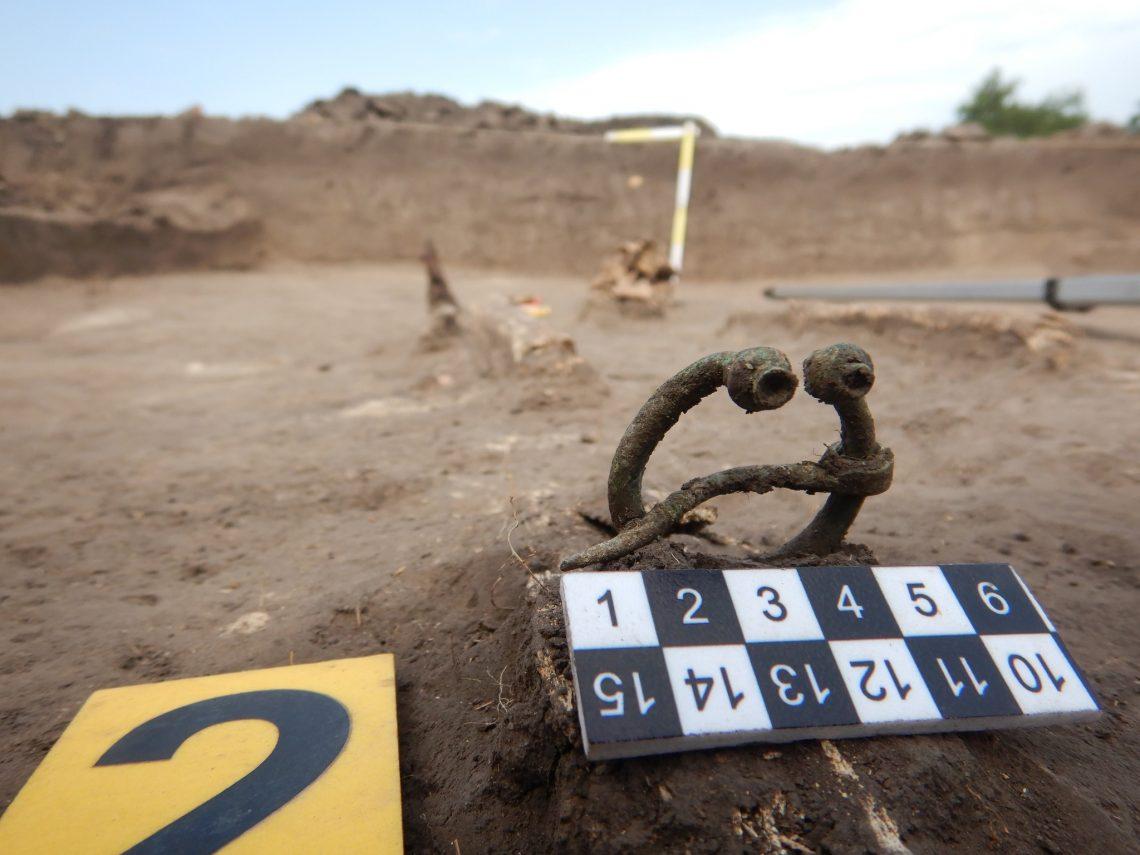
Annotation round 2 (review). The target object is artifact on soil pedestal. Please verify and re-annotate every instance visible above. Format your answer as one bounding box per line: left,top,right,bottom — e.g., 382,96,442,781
588,239,675,317
560,343,894,569
415,241,598,385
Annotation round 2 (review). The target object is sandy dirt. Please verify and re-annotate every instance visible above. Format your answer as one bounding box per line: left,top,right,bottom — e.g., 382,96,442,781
1,263,1137,851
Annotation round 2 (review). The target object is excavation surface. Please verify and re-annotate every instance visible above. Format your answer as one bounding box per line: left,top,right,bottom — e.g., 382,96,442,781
1,265,1137,851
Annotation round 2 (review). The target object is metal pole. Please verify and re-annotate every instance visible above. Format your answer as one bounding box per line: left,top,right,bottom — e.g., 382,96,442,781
763,274,1140,310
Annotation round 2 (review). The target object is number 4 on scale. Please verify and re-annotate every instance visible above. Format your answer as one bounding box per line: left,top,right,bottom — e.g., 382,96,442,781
837,584,864,619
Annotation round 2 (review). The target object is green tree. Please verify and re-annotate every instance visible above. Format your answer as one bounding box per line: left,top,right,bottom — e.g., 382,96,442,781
1127,101,1140,134
957,69,1088,137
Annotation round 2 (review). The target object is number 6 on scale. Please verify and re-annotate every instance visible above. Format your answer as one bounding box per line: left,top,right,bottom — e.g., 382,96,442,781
978,581,1011,615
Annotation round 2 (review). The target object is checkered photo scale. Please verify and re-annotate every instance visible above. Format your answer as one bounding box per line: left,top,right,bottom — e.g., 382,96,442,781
561,565,1099,760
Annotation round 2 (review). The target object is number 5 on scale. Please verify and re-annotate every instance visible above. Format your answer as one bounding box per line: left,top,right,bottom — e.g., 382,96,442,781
906,582,938,616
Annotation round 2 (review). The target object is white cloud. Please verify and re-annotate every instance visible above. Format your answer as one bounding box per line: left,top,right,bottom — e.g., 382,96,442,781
510,0,1140,147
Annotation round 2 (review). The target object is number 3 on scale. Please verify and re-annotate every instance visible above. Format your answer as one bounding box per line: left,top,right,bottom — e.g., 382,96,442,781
756,586,787,621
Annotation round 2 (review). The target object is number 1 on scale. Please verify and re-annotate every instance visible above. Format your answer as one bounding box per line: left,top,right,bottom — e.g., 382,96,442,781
597,589,617,627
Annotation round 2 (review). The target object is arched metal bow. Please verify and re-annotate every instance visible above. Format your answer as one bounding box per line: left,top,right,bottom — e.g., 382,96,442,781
560,343,893,570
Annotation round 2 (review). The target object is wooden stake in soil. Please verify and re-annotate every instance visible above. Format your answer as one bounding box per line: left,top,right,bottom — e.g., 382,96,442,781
420,239,461,339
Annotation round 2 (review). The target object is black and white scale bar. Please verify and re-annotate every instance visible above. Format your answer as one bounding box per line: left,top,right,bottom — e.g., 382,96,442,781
561,564,1099,761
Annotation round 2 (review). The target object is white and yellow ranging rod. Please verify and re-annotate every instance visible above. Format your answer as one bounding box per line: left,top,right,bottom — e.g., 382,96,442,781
604,121,699,280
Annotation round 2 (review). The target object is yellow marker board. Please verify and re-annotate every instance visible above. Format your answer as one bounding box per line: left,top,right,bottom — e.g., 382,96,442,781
0,654,402,854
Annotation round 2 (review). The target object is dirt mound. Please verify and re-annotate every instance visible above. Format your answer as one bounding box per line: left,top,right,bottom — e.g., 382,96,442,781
479,552,1131,854
724,303,1080,369
331,509,1133,853
892,120,1134,148
295,87,718,137
2,103,1137,283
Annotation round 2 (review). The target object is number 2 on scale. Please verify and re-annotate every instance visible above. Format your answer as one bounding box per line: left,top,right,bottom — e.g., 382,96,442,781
677,588,710,624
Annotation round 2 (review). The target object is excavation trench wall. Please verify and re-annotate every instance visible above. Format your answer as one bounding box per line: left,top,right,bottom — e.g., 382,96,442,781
2,111,1138,282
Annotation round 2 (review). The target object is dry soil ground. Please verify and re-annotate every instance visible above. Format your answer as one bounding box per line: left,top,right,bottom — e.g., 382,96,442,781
1,264,1138,852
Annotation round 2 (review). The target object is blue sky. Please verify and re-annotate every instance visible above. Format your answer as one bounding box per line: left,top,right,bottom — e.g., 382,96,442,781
2,0,1137,147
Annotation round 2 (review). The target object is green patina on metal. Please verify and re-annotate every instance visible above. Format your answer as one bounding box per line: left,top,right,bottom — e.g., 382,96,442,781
561,343,893,570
